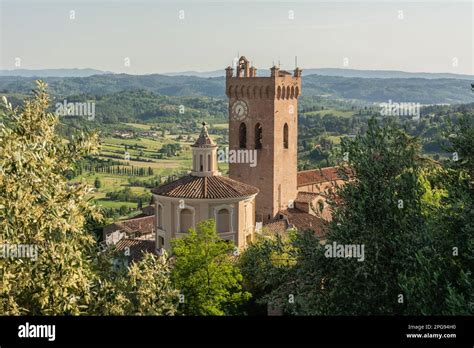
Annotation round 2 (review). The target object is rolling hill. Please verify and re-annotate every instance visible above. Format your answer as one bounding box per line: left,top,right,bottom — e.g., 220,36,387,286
0,73,472,104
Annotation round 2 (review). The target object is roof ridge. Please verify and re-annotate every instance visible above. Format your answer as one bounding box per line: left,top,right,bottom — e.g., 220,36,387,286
297,166,339,173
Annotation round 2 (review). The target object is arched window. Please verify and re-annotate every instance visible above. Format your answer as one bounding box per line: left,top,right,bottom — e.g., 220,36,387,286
216,208,230,233
277,86,281,99
255,123,262,149
283,123,289,149
179,208,193,233
239,123,247,149
199,154,203,171
207,154,211,171
157,204,163,229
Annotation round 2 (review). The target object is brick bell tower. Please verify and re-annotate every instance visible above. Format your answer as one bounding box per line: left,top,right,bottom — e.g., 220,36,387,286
226,56,302,222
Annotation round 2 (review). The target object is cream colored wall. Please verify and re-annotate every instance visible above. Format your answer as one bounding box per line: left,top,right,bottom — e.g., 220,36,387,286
154,194,257,251
237,198,256,247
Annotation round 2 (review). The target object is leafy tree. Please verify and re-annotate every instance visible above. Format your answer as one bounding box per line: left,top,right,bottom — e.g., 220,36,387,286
293,118,430,315
91,251,179,315
238,233,296,315
248,117,473,315
398,115,474,314
0,82,178,315
171,219,250,315
0,81,101,314
244,118,437,315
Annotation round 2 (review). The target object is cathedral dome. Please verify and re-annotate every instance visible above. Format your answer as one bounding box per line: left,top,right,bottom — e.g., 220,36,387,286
153,122,259,200
152,175,259,200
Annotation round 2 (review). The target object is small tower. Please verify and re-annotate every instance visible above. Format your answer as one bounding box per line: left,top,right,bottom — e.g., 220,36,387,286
191,122,220,177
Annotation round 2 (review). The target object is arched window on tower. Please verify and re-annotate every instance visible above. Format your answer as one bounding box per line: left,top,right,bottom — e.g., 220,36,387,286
255,123,262,149
199,154,203,171
207,154,211,171
283,123,289,149
239,123,247,149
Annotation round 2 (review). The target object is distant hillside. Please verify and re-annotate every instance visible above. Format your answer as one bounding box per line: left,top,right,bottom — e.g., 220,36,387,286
0,74,224,98
0,68,110,77
0,73,472,104
302,75,473,104
165,68,474,81
3,67,472,81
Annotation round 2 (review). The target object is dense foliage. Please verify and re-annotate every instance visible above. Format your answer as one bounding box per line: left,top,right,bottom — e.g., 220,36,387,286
171,219,250,315
0,82,178,315
240,116,473,315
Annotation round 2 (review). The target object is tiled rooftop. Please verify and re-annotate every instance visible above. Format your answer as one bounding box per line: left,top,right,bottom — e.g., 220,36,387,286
114,238,156,263
295,191,322,203
152,175,259,199
297,166,343,187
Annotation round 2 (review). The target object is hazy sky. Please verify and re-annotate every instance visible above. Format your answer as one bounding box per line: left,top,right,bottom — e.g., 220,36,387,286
1,0,472,74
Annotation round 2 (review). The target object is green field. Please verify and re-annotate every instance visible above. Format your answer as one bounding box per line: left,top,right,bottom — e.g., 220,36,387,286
302,108,355,118
72,122,229,213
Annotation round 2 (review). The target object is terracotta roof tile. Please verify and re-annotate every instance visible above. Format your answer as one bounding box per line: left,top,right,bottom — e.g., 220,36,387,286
103,215,155,239
295,191,321,203
152,175,259,199
263,220,289,235
279,208,328,238
115,238,156,263
297,166,342,187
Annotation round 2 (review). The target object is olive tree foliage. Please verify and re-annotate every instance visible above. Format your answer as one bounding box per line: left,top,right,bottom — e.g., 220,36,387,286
0,81,101,314
90,250,179,316
0,82,178,315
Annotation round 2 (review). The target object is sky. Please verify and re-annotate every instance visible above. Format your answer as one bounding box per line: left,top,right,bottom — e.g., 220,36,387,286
0,0,473,75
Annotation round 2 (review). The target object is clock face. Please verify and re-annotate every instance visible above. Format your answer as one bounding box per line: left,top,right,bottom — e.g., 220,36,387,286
231,100,248,121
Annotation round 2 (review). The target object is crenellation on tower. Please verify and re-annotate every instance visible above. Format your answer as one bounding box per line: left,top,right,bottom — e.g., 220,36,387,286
226,56,302,222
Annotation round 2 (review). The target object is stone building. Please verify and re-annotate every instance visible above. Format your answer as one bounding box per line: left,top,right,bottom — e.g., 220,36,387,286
151,123,259,251
226,56,301,223
226,56,344,231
